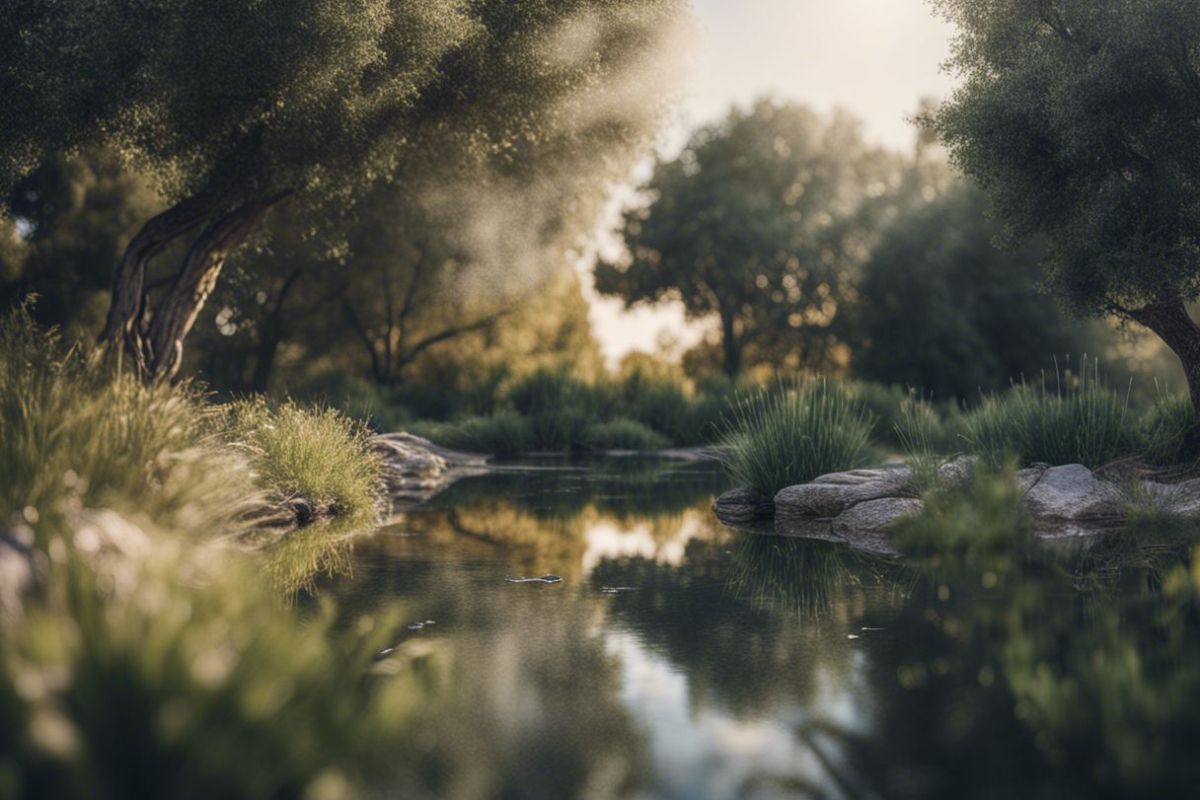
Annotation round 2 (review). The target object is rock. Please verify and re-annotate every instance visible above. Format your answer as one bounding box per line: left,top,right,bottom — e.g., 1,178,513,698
713,488,775,524
1023,464,1123,526
774,466,911,520
370,433,488,507
1017,465,1049,495
936,455,979,486
1136,476,1200,518
832,497,923,535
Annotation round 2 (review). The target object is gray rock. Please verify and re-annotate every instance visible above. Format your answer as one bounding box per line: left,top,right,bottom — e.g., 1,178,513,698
1017,465,1049,495
370,433,489,507
774,466,911,519
714,488,774,524
1024,464,1123,525
832,497,923,535
936,455,979,486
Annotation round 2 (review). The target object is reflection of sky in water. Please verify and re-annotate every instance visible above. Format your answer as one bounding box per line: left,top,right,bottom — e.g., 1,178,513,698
607,629,862,799
581,514,707,575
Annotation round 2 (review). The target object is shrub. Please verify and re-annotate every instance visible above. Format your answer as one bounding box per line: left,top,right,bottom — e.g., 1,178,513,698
1142,392,1200,467
718,378,873,496
436,411,533,457
583,418,670,451
960,365,1143,468
895,460,1027,555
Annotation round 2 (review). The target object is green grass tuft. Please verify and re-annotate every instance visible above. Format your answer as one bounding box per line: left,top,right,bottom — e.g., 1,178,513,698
718,378,873,496
895,460,1027,555
582,418,671,451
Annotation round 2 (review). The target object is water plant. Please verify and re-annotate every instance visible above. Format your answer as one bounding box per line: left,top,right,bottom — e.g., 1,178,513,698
718,378,873,496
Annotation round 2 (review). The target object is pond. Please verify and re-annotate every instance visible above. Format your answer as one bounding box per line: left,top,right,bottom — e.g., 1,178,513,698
313,456,1200,799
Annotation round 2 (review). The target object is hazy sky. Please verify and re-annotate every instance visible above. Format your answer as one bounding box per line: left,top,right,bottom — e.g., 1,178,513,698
586,0,958,368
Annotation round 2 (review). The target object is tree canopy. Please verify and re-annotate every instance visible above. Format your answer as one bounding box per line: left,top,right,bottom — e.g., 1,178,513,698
1,0,687,379
931,0,1200,405
596,99,945,377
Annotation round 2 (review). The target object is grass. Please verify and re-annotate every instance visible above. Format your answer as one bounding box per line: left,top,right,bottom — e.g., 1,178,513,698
718,378,873,496
226,399,382,535
960,362,1144,468
894,392,949,492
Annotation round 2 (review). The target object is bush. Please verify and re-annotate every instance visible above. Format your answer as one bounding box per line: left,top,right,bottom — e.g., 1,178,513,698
718,378,873,496
432,411,533,457
895,460,1027,555
960,366,1143,468
1142,392,1200,467
582,418,670,451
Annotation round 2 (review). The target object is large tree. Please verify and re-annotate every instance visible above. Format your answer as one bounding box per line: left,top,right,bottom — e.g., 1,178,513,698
855,184,1098,399
930,0,1200,408
1,0,686,380
595,99,939,378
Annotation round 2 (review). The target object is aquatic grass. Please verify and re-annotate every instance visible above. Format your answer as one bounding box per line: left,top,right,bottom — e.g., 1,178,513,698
960,361,1143,468
226,399,382,536
427,411,533,457
894,393,947,492
582,418,670,451
718,378,873,496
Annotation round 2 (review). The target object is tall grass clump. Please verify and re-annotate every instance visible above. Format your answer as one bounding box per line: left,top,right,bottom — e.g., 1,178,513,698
1141,390,1200,467
894,393,947,492
961,361,1143,468
227,399,382,535
718,378,873,496
429,411,533,457
0,308,250,539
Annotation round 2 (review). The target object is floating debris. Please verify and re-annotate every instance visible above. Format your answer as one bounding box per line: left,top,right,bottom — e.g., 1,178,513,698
847,634,861,640
861,626,886,631
424,620,436,625
600,586,637,594
505,574,563,584
374,647,395,660
407,622,425,631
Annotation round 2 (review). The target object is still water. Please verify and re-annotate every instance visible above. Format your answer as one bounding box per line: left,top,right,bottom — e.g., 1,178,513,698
315,456,1200,799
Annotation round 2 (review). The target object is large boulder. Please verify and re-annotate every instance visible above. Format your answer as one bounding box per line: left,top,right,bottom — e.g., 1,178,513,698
1023,464,1124,527
774,466,911,520
832,497,923,535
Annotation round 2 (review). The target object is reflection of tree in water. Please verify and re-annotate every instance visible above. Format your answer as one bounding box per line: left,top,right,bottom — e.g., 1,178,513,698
785,533,1200,799
322,561,651,799
590,536,893,717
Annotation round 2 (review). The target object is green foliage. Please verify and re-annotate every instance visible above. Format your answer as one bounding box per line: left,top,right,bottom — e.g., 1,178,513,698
1141,392,1200,467
226,399,381,535
582,419,671,452
597,98,946,376
418,412,534,458
960,366,1143,468
931,0,1200,404
894,394,949,492
0,306,249,538
718,379,873,496
895,461,1027,555
0,546,417,799
855,184,1101,399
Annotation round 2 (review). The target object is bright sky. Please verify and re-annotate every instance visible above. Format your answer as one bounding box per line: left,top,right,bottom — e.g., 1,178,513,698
584,0,958,369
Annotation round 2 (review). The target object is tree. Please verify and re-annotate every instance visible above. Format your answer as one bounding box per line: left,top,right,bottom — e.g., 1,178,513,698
1,0,687,380
855,185,1100,399
595,99,933,378
930,0,1200,409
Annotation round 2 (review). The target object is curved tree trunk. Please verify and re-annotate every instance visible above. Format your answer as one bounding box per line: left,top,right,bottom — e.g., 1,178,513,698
143,194,287,381
1128,296,1200,413
100,190,222,371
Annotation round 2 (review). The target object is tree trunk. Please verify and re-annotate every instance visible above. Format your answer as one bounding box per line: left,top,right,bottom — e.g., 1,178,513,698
720,310,742,378
1128,296,1200,412
143,194,286,381
100,191,221,370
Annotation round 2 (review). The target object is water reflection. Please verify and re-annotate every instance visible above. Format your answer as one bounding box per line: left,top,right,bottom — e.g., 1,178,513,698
315,457,1200,798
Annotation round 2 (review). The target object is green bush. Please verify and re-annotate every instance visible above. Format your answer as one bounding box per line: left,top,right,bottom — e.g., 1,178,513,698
895,460,1027,555
1142,392,1200,467
960,367,1143,468
433,411,533,457
718,378,873,496
583,418,671,451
